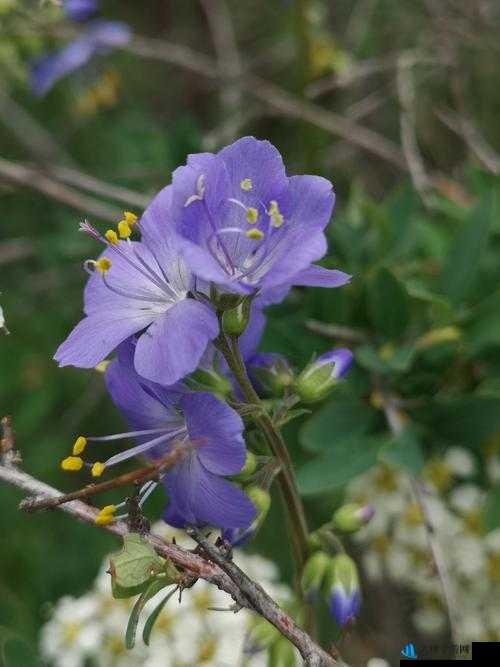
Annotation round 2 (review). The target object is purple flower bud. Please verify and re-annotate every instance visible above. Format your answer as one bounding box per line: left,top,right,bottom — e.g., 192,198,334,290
295,348,353,403
301,551,330,601
332,503,375,534
327,554,361,627
247,352,294,397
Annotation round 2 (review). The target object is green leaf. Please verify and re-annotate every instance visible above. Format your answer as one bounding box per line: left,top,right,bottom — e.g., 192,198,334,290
484,485,500,532
142,586,179,646
299,399,378,453
355,345,416,375
125,577,169,650
367,267,409,338
110,533,164,598
378,426,425,474
297,437,385,496
465,292,500,352
440,193,494,305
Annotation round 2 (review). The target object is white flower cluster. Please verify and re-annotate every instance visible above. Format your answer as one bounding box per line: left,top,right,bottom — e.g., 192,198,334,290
40,524,295,667
346,446,500,642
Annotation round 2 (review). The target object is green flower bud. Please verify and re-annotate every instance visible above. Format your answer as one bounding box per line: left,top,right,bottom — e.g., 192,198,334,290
295,348,353,403
247,353,294,397
221,297,252,336
235,450,257,479
301,550,330,601
187,367,232,398
247,485,271,516
332,503,375,534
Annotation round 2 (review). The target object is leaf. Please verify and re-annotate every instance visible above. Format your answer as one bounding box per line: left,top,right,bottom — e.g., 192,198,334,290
465,292,500,352
297,437,385,496
440,193,494,305
367,267,409,338
110,533,164,599
125,577,169,650
355,345,416,375
484,485,500,532
142,586,179,646
378,426,425,474
299,399,378,453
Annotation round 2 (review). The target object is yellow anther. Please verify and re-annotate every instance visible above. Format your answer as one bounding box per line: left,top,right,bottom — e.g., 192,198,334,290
104,229,118,245
123,211,138,225
95,505,116,526
91,461,105,478
61,456,84,472
240,178,253,191
95,258,112,274
268,200,279,214
245,229,264,241
72,436,87,456
268,200,284,228
95,360,110,373
117,220,132,239
246,207,259,224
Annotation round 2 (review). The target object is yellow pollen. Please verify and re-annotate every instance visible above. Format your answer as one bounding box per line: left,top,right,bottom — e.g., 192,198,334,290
240,178,253,191
246,207,259,224
268,200,279,215
61,456,84,472
95,506,115,526
123,211,138,225
95,258,112,274
117,220,132,239
105,229,118,245
270,212,284,228
245,229,264,241
72,436,87,456
91,461,105,478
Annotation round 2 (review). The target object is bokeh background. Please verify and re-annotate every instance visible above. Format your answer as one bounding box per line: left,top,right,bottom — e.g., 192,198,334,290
1,1,500,665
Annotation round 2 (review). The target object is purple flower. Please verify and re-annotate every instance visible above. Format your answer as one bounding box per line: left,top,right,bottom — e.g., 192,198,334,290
295,347,353,402
30,20,130,96
54,188,221,386
64,0,99,22
96,342,256,531
168,136,351,296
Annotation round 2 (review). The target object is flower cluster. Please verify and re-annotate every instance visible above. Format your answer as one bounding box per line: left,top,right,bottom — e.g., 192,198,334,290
345,446,500,642
31,0,130,96
54,137,351,539
40,525,298,667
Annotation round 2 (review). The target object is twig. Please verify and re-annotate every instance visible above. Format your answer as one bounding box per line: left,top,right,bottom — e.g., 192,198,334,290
0,156,121,221
436,107,500,175
306,319,368,344
126,35,406,169
20,444,188,512
187,528,337,667
377,387,461,643
0,462,336,665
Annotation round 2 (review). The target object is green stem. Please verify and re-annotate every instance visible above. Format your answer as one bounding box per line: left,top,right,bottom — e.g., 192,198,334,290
216,333,310,574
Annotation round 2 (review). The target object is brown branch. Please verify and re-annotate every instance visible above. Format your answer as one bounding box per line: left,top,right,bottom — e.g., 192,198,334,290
20,444,188,512
187,528,337,666
126,35,406,170
0,461,337,665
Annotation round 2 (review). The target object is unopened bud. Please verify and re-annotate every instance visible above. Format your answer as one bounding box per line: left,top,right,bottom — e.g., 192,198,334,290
222,485,270,547
221,297,252,336
332,503,375,534
188,367,232,398
295,348,353,403
235,450,257,480
247,353,294,397
301,551,330,601
327,554,361,627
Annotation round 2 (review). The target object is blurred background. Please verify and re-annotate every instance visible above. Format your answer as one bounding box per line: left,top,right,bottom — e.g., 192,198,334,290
1,1,500,665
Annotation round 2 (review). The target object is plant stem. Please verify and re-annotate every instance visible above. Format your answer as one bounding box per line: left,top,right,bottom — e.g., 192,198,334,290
216,334,310,574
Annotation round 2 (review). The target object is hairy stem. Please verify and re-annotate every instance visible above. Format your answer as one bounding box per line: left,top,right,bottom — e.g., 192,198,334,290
216,334,310,574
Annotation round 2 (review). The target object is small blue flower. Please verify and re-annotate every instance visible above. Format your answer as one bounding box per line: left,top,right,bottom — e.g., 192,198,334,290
31,20,130,96
328,554,361,627
63,0,99,22
295,347,353,402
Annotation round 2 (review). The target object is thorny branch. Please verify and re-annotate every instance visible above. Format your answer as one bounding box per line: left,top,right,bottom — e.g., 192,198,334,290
0,420,337,666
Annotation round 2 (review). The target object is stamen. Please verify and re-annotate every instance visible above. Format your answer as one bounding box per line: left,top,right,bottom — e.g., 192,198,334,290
267,200,284,228
95,505,115,526
184,174,206,207
72,436,87,456
105,229,118,245
95,258,112,274
123,211,138,225
102,428,186,468
240,178,253,191
91,461,105,478
86,427,171,442
61,456,84,472
117,220,132,239
246,207,259,224
246,229,264,241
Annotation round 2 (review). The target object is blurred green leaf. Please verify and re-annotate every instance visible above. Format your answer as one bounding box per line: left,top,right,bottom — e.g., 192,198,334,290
126,577,169,650
368,267,409,338
484,485,500,532
378,426,425,474
297,437,384,496
440,194,494,305
299,399,378,453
